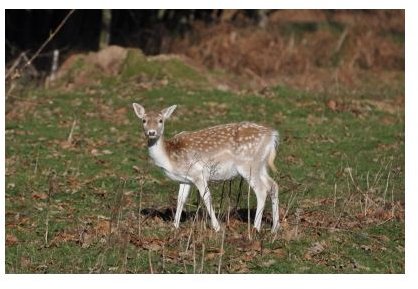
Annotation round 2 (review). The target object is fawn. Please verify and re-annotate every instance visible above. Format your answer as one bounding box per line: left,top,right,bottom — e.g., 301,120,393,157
132,104,279,232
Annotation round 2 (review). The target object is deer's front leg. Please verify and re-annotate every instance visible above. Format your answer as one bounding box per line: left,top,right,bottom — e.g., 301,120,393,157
174,183,191,229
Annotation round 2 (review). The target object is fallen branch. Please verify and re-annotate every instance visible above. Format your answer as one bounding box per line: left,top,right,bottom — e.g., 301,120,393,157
5,9,75,80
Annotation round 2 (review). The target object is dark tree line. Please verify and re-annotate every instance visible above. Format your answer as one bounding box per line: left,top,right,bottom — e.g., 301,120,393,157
6,9,269,71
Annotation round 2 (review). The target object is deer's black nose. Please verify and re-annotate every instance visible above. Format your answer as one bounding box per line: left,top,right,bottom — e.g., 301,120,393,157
148,130,156,136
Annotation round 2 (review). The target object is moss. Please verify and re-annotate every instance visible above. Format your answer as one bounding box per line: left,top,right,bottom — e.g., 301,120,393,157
161,58,207,84
120,49,208,87
120,48,163,79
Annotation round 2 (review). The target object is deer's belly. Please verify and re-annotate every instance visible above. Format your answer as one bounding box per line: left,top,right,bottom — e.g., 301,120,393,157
207,161,238,181
162,161,238,183
163,169,193,183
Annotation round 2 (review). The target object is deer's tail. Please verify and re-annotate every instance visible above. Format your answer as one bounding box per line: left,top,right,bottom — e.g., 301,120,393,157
267,131,279,173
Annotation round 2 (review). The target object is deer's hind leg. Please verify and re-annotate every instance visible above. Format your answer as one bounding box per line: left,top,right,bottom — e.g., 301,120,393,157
237,165,268,232
261,171,280,232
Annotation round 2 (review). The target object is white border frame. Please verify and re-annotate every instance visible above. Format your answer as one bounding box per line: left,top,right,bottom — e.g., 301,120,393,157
2,2,415,289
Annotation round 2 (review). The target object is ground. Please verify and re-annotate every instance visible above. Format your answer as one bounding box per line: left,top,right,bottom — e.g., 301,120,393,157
5,39,404,273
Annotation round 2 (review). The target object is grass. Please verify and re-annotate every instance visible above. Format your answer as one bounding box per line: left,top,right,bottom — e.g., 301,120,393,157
5,59,404,273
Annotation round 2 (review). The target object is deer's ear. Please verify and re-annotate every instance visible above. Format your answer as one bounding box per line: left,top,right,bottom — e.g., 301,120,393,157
161,105,177,119
132,103,145,119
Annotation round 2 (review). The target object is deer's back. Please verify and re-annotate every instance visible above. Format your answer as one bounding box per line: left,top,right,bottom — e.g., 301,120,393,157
165,122,276,159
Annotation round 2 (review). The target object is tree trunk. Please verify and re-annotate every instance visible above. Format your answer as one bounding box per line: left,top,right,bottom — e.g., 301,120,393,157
99,9,111,50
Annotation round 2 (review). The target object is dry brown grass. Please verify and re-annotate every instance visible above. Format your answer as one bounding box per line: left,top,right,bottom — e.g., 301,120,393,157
171,10,404,92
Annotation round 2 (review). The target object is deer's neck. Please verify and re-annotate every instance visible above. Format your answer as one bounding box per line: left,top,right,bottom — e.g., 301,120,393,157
148,136,172,171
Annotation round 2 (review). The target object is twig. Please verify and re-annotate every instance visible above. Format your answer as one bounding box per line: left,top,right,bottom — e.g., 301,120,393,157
6,81,17,101
148,250,154,274
33,147,40,175
182,254,188,273
366,171,370,191
283,186,303,221
185,200,201,254
333,183,337,217
116,179,127,230
271,225,280,244
200,243,205,273
247,170,252,241
178,239,188,274
391,184,395,219
121,251,128,273
6,11,75,81
5,52,25,80
217,181,226,221
383,170,391,205
23,10,75,72
107,179,125,243
90,253,105,273
364,186,369,216
371,160,391,189
44,171,56,247
67,118,77,144
217,227,226,274
334,28,348,54
162,243,166,273
234,178,243,211
346,166,378,213
227,194,231,227
44,207,50,247
376,216,394,226
193,242,196,274
137,178,144,239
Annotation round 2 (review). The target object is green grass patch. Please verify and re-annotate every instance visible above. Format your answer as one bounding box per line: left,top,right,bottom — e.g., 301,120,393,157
6,71,404,273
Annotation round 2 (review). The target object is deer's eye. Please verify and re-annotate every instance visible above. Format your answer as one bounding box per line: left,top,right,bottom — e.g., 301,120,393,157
158,119,163,124
142,119,146,124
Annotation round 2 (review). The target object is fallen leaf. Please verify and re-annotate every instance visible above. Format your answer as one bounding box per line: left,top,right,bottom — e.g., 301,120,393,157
351,258,370,271
376,235,390,242
284,155,303,166
6,233,18,245
132,165,141,173
60,140,73,149
283,226,299,241
164,250,180,261
307,114,326,126
32,192,48,200
262,259,277,267
272,248,286,258
50,231,78,245
205,252,218,261
80,232,93,248
20,256,31,268
143,243,162,251
242,251,257,261
360,245,372,252
91,149,100,156
236,240,261,252
94,220,112,236
304,241,327,260
249,240,262,251
327,99,337,111
228,260,250,273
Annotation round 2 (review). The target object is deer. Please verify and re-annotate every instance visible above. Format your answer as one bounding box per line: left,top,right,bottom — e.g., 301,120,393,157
132,103,280,233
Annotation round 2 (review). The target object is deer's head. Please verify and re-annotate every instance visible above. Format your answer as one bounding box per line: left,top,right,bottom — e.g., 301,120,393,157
132,103,177,143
